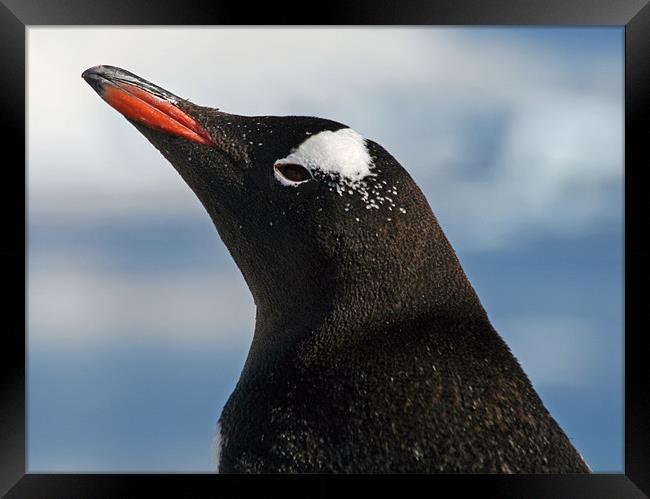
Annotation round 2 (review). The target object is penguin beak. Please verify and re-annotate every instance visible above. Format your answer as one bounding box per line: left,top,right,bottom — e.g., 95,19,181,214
82,65,216,147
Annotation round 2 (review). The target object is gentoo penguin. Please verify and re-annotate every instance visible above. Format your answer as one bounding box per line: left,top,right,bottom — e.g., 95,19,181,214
82,65,590,473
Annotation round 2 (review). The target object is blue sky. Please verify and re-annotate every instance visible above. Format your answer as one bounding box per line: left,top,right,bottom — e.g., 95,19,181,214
27,27,623,472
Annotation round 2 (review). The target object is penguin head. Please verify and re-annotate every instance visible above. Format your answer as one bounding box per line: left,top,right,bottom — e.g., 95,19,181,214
83,65,482,354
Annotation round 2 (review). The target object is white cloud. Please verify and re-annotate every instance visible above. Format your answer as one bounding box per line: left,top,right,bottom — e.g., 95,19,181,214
28,252,255,347
427,94,622,250
27,27,622,252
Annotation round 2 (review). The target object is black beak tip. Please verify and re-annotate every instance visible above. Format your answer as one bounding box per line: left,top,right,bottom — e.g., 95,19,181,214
82,65,113,95
82,65,103,80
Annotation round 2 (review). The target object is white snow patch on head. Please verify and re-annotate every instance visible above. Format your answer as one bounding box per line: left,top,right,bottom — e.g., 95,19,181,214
275,128,374,183
272,127,407,217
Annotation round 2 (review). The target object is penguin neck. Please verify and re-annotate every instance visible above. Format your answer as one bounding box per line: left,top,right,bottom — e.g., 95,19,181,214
240,216,491,378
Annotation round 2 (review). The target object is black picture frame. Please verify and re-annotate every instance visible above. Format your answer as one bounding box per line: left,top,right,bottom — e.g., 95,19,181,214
2,1,648,497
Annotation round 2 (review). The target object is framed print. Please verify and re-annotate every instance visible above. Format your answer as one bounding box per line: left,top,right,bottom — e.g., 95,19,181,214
2,0,649,496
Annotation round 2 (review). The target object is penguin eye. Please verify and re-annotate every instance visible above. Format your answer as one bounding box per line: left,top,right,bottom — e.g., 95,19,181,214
274,162,313,184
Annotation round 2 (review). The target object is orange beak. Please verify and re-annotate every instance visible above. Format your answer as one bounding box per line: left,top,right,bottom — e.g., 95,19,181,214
82,65,215,147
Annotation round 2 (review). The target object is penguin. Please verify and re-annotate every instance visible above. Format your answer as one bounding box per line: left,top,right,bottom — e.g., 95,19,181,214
82,65,591,474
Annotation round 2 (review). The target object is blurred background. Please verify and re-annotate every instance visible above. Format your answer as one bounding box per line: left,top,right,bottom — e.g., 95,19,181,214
27,27,623,472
